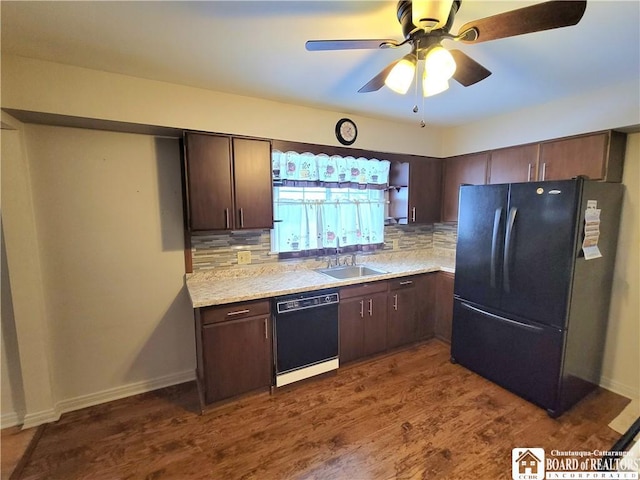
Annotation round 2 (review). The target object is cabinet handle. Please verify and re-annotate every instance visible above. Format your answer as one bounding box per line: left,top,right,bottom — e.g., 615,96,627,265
225,208,230,229
393,294,398,311
239,208,245,228
399,280,413,286
227,309,250,316
264,318,268,339
360,300,364,318
411,207,416,223
368,298,373,316
541,162,547,181
527,163,532,182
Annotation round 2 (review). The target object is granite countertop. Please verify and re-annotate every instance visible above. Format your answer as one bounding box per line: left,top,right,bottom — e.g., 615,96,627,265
185,250,455,308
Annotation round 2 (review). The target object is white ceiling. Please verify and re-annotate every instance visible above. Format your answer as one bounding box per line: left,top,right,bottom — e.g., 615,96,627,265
2,1,639,127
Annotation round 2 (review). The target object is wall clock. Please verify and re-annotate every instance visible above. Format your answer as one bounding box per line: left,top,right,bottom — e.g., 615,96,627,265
335,118,357,146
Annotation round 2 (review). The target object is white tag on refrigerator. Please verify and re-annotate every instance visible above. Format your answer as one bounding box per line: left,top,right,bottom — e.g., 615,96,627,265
582,206,602,260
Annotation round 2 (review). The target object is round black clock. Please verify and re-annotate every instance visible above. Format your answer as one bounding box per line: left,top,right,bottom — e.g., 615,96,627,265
335,118,358,146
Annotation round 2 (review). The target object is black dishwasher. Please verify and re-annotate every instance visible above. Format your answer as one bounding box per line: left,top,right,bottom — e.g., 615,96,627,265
273,289,339,387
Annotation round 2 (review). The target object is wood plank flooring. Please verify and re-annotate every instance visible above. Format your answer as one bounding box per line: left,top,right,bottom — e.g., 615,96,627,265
16,341,628,480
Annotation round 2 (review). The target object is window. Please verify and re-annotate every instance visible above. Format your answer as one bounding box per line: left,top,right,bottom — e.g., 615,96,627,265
271,151,390,256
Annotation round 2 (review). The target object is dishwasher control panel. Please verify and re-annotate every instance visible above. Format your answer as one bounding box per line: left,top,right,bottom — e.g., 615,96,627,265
275,291,339,313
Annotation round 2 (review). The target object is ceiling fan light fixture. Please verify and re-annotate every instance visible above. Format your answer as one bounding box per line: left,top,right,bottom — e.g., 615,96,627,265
412,0,454,31
384,54,416,94
422,74,450,97
424,45,456,81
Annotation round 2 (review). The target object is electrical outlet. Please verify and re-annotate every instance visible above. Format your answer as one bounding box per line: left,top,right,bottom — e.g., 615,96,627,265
392,239,399,250
237,251,252,265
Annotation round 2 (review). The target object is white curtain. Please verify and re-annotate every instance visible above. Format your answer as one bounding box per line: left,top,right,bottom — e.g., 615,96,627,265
273,150,390,189
272,150,390,254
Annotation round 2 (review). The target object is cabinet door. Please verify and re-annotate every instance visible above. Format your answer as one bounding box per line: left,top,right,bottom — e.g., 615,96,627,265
441,153,488,222
232,138,274,229
435,272,455,343
414,273,437,340
202,316,272,404
489,144,539,184
363,293,388,357
409,159,442,223
185,133,233,231
339,297,365,364
387,283,417,349
539,133,608,181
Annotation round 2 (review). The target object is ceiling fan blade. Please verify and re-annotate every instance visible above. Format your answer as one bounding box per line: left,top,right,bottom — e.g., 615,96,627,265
458,0,587,44
306,39,400,51
449,50,491,86
358,60,400,93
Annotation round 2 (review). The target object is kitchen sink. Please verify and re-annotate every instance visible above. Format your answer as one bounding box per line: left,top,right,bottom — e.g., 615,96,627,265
316,265,387,280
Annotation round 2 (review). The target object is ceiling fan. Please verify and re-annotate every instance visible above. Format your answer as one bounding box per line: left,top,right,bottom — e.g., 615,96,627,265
306,0,587,98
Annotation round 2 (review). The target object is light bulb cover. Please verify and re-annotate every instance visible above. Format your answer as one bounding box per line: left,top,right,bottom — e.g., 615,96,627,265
424,45,456,81
384,54,416,95
422,74,450,97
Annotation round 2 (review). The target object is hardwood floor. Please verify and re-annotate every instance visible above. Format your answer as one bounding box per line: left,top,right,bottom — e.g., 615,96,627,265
1,426,40,479
16,341,628,480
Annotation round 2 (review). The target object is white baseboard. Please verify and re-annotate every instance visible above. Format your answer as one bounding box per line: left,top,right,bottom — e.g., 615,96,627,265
600,375,640,401
1,411,22,429
55,370,196,416
9,370,196,430
22,408,60,429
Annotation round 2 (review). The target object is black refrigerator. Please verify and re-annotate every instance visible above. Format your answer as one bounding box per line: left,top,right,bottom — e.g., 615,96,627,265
451,178,623,417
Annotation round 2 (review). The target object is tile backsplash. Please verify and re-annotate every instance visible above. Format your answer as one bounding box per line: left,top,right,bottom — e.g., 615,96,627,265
190,223,458,272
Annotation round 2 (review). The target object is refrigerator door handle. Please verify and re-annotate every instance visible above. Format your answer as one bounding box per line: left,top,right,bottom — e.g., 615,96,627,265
460,302,544,333
503,207,518,293
490,208,503,289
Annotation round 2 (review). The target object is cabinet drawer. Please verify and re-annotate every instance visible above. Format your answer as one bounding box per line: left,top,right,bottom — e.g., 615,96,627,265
340,281,388,300
202,299,271,325
389,276,419,291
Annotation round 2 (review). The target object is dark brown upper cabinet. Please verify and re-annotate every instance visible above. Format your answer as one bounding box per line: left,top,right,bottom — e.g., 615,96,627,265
488,144,540,184
388,158,442,225
441,152,488,222
539,131,626,182
184,133,273,231
409,159,442,224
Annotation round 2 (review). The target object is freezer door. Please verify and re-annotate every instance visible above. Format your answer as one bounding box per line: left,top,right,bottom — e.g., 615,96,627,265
501,180,579,328
454,184,509,310
451,300,564,412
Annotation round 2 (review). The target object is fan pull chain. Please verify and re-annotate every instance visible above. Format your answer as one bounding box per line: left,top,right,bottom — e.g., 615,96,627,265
412,38,419,115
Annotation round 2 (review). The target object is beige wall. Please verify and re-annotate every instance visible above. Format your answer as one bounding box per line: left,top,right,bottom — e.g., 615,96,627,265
24,124,194,410
600,133,639,398
1,115,58,428
1,55,638,427
2,55,446,158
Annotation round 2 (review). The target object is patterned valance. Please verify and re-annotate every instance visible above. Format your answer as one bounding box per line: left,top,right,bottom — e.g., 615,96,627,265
272,150,391,189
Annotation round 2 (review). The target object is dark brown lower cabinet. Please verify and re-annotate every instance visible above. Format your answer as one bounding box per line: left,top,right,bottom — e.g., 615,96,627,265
339,282,388,365
363,293,388,357
415,273,437,339
435,272,455,343
197,301,272,405
387,278,417,349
